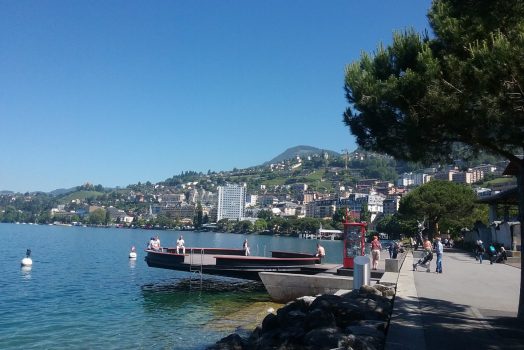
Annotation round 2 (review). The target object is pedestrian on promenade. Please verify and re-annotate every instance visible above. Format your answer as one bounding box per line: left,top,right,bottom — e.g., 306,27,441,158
371,236,382,270
488,243,497,264
475,240,485,263
388,242,394,258
413,237,433,272
435,236,443,273
496,245,508,263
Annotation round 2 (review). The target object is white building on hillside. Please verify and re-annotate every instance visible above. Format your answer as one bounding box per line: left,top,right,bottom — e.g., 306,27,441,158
217,184,246,221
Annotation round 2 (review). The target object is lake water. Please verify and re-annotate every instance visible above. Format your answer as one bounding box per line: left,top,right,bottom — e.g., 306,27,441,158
0,223,343,349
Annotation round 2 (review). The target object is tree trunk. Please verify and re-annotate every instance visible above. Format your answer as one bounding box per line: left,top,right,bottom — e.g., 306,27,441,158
517,160,524,319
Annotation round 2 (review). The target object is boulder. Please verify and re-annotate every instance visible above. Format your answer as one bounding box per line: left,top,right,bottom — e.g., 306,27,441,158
207,333,245,350
261,313,280,332
279,309,307,329
305,308,337,330
352,335,384,350
309,294,342,313
346,325,385,340
303,327,348,350
359,285,382,297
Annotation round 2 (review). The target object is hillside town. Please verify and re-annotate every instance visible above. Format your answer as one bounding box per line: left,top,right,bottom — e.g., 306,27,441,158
0,149,516,234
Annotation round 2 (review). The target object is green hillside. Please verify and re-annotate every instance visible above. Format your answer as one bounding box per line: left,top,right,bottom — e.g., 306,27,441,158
59,191,104,203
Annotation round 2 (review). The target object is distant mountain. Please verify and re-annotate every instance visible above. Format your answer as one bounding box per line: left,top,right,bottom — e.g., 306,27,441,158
49,187,77,196
265,146,340,165
0,190,14,195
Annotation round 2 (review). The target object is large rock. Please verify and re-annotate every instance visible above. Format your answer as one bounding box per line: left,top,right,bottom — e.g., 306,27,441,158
352,335,384,350
207,333,245,350
261,313,280,332
210,283,395,350
278,309,307,329
309,294,342,314
305,308,337,330
303,327,348,350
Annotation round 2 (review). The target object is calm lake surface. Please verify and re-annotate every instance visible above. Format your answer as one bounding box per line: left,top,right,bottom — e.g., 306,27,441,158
0,223,343,349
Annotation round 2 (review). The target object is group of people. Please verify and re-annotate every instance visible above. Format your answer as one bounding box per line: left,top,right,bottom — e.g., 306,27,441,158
412,236,444,273
474,240,507,264
147,236,161,251
370,236,405,270
147,235,186,254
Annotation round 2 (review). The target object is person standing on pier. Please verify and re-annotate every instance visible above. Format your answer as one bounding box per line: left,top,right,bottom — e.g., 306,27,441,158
243,239,250,256
176,235,186,254
315,242,326,263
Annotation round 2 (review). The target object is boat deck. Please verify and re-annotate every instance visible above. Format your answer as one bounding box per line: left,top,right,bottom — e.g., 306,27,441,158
144,247,339,281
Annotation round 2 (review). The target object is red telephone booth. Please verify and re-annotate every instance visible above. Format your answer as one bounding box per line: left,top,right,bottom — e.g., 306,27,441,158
343,221,367,268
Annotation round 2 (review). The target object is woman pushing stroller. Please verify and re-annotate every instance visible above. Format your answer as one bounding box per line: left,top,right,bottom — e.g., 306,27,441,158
413,237,434,272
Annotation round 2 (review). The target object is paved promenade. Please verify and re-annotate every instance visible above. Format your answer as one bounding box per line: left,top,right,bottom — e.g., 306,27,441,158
386,248,524,350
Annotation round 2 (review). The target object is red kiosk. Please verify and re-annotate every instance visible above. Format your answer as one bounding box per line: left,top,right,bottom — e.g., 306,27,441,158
342,214,367,269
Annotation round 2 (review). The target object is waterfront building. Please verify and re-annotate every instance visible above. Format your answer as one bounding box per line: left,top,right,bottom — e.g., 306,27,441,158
217,184,246,221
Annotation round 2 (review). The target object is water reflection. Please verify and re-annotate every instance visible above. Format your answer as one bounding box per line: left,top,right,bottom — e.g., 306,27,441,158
128,259,136,269
140,278,266,314
20,266,32,279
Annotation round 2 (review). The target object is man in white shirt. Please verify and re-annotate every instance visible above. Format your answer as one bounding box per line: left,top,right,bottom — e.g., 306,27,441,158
176,236,186,254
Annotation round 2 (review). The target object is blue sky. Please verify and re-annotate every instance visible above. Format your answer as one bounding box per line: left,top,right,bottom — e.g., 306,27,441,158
0,0,432,193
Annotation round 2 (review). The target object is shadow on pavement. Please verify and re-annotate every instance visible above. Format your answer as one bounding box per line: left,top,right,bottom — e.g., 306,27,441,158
391,296,524,350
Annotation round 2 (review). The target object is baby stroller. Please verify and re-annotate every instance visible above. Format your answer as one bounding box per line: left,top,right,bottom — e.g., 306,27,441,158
413,250,433,272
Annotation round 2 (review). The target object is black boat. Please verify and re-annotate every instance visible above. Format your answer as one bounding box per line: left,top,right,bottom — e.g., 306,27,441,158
144,247,332,281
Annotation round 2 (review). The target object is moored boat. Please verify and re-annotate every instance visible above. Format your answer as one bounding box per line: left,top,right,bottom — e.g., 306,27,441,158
144,247,332,281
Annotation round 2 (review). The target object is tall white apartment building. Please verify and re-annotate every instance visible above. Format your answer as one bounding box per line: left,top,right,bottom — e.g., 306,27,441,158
217,184,246,221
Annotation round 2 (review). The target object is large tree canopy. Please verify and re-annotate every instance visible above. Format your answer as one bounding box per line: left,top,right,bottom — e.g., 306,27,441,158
398,180,481,237
343,0,524,318
344,0,523,163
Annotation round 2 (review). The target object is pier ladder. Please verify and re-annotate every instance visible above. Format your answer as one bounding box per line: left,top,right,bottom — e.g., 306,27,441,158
189,248,203,289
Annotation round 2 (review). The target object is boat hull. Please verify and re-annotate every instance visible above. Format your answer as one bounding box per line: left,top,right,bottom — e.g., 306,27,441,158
144,247,325,281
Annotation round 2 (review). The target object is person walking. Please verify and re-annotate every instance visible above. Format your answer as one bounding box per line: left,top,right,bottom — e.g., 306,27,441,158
435,236,443,273
488,243,497,264
476,240,485,263
371,236,382,270
243,238,250,256
413,237,433,272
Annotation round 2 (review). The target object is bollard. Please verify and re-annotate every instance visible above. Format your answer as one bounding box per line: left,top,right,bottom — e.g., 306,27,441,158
353,255,371,289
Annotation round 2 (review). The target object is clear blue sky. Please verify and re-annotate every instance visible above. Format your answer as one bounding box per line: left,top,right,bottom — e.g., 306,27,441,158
0,0,432,193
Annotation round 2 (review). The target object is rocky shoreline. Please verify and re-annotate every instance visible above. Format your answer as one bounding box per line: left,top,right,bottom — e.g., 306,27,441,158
208,283,396,350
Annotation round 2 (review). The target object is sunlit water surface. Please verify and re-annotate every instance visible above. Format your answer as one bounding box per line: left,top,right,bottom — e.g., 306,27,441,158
0,223,342,349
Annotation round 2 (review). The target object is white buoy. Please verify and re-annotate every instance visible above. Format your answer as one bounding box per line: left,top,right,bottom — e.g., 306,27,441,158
21,249,33,267
129,246,137,259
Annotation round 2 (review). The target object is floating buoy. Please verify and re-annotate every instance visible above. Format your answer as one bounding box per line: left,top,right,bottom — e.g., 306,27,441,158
21,249,33,267
129,246,137,259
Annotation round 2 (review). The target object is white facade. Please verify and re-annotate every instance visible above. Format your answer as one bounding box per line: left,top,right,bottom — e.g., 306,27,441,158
397,172,430,187
245,194,258,207
217,184,246,221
